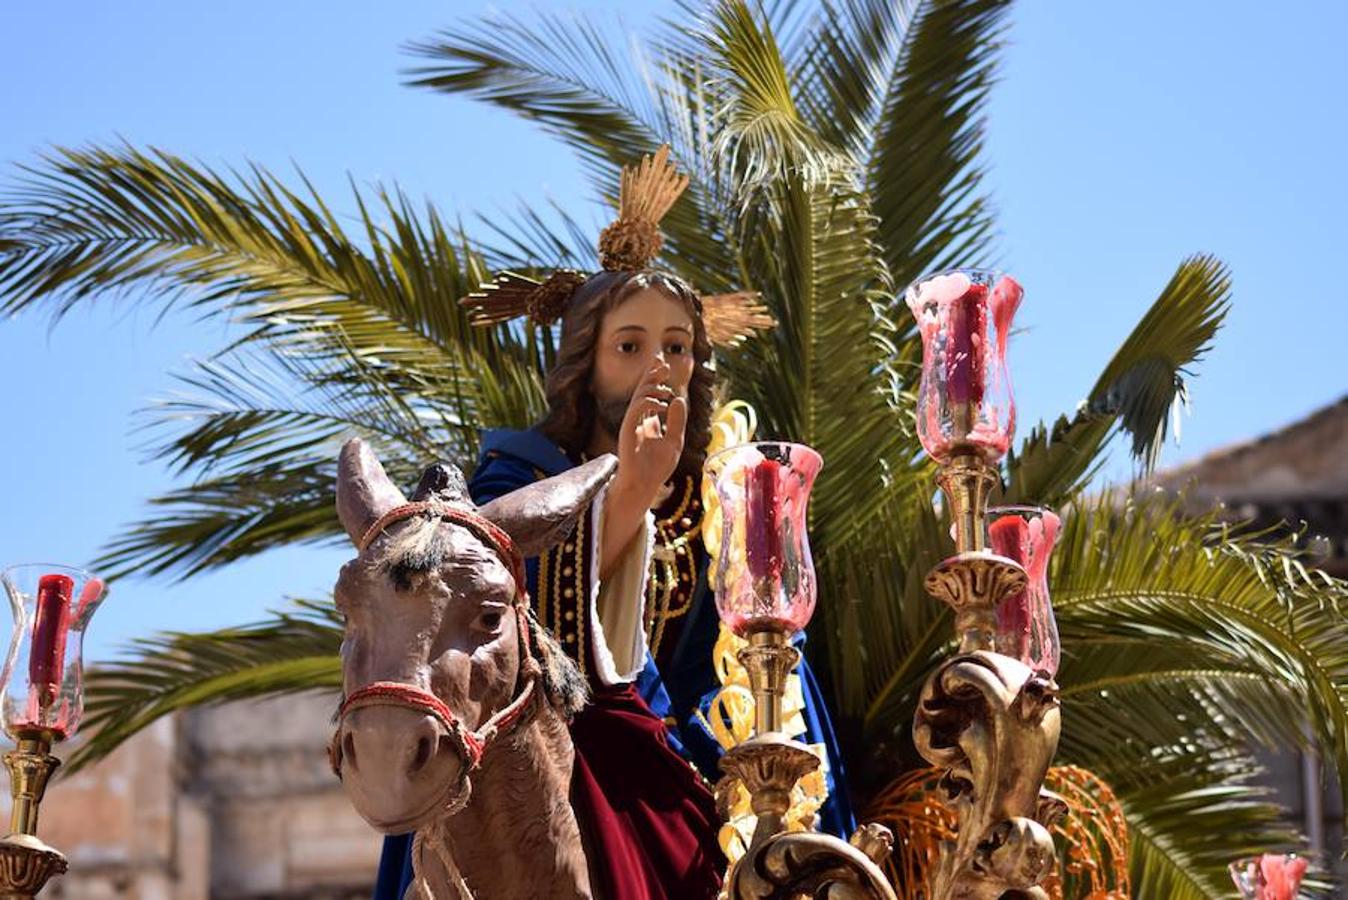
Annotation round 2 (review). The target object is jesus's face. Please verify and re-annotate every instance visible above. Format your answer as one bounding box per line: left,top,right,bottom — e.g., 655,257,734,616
590,287,697,439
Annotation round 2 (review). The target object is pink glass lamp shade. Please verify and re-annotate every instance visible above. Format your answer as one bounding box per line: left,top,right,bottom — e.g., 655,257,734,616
705,442,822,638
986,507,1061,677
1230,854,1309,899
0,564,106,741
904,269,1023,465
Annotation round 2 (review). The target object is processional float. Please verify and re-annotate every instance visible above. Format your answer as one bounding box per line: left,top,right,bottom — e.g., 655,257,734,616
0,268,1312,899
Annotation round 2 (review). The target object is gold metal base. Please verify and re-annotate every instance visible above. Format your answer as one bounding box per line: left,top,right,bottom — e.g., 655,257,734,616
736,630,801,736
912,650,1062,900
0,834,66,900
916,452,1063,899
720,734,820,848
719,624,897,898
0,732,65,898
937,454,999,553
3,737,59,839
925,551,1027,654
725,828,897,900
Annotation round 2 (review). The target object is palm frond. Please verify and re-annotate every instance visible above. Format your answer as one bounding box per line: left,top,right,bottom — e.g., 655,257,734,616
406,13,745,294
698,0,850,194
0,145,546,387
1004,254,1232,504
867,0,1011,288
96,356,450,581
91,460,342,580
0,147,555,578
146,351,450,479
1106,743,1322,899
794,0,917,158
1054,495,1348,807
1087,254,1230,470
473,198,599,272
851,496,951,747
69,600,343,772
405,12,664,196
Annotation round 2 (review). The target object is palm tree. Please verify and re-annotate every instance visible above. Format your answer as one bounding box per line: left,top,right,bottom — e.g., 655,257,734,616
2,2,1344,896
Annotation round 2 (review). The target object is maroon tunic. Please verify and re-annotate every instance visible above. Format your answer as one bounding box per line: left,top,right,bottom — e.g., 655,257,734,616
570,681,723,899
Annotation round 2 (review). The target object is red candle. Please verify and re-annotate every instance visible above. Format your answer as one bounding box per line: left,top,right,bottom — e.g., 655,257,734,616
988,515,1030,652
29,573,73,699
945,283,988,407
745,459,783,584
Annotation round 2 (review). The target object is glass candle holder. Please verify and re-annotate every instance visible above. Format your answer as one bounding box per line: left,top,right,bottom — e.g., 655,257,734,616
705,442,822,637
0,564,106,741
986,507,1061,676
904,269,1023,464
1229,854,1308,899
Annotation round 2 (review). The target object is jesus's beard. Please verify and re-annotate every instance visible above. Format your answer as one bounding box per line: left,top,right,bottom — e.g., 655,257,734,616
594,390,633,441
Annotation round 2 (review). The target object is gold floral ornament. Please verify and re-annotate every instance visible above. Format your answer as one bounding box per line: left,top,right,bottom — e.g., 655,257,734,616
865,766,1131,899
696,400,831,867
458,144,776,347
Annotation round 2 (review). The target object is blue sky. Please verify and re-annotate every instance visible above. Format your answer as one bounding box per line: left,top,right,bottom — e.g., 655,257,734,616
2,1,1345,663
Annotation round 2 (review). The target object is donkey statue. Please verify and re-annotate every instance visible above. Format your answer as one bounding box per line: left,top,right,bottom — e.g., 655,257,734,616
330,437,612,899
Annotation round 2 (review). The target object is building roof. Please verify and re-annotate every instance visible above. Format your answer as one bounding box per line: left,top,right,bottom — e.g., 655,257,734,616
1153,394,1348,574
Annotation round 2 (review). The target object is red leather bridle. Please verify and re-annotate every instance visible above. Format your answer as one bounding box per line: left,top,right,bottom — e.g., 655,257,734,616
333,502,540,775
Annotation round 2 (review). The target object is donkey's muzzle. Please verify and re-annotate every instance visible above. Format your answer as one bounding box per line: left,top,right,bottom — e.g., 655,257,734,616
332,705,464,834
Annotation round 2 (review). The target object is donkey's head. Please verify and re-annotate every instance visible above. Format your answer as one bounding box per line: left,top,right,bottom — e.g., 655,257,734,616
330,438,611,833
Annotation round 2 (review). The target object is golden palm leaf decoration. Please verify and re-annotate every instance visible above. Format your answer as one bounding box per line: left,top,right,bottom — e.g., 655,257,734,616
864,766,1131,899
459,270,587,326
700,291,776,346
598,144,690,271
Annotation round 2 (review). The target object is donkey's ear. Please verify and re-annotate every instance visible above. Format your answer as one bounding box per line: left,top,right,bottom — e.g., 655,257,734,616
477,455,618,558
336,438,407,546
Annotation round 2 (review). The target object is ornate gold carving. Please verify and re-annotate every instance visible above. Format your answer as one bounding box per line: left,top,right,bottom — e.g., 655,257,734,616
720,737,820,848
0,834,66,900
726,830,897,900
720,629,898,899
849,822,895,867
912,651,1061,900
924,552,1027,654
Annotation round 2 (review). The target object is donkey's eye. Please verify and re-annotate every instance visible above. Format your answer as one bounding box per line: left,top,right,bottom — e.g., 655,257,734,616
474,607,506,634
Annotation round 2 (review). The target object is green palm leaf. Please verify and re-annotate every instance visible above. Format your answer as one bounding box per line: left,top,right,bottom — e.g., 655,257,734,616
1107,743,1323,898
866,0,1010,287
69,600,343,772
0,145,543,386
1055,496,1348,802
1004,254,1231,505
404,9,747,292
0,147,552,575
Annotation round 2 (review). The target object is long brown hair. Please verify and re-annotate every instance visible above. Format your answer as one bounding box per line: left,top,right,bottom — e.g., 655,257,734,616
538,269,714,479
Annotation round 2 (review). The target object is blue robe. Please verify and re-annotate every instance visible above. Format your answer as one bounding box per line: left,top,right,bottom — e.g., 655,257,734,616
373,429,854,899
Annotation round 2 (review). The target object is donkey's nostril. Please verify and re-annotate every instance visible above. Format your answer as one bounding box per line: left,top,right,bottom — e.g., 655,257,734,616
409,734,434,774
343,731,358,772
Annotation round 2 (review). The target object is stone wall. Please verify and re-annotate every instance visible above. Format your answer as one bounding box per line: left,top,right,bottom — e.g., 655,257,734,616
2,693,381,899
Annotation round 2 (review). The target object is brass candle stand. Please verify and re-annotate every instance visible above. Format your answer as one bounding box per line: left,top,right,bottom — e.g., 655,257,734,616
0,731,66,899
720,627,897,900
912,453,1064,900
